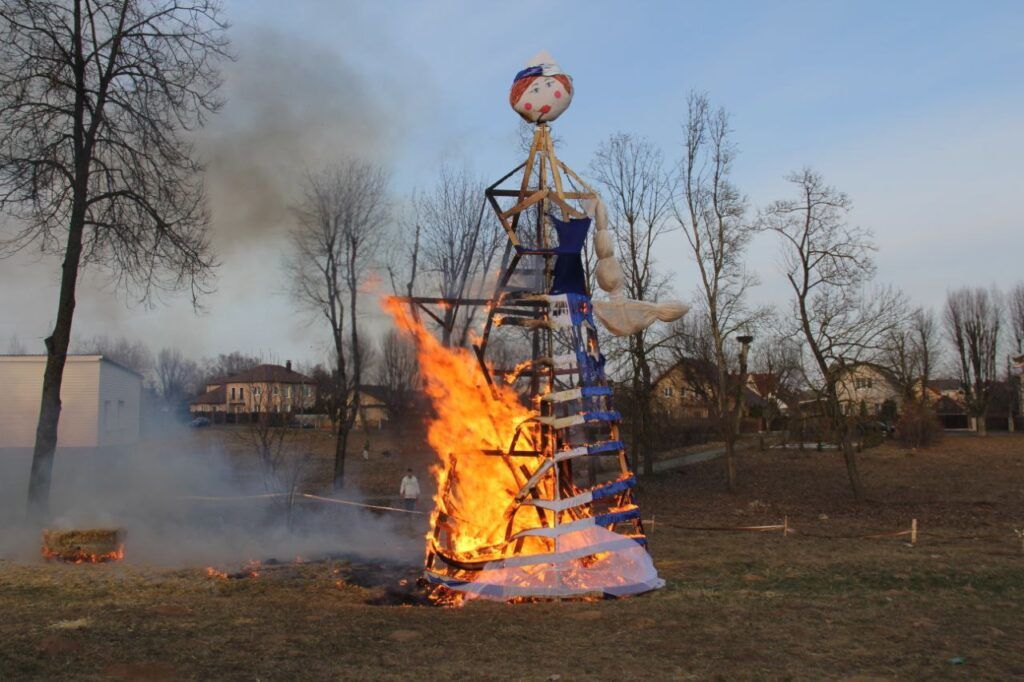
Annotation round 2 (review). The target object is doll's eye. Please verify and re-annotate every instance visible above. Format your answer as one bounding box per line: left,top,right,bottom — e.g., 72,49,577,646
545,80,552,87
531,87,539,93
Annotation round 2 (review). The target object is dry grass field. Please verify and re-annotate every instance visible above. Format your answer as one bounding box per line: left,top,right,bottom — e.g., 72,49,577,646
1,432,1022,680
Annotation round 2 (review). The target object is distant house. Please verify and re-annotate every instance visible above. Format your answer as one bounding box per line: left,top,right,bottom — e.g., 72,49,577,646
355,385,389,429
189,361,316,421
651,359,763,420
918,378,963,404
0,355,141,449
833,363,903,417
929,379,1016,432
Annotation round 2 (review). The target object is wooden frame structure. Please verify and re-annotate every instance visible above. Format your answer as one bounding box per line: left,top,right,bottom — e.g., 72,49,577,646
398,124,660,599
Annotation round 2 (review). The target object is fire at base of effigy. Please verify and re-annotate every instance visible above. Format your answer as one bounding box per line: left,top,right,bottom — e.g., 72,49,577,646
386,300,664,601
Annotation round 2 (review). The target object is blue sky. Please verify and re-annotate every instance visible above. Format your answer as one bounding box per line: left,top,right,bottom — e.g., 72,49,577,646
2,1,1022,367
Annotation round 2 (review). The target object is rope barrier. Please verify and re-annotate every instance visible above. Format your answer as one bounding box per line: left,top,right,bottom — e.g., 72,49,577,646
175,492,425,515
663,517,919,544
299,493,426,516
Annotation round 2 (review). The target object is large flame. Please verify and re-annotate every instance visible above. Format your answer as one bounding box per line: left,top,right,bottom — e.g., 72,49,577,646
382,296,664,601
382,297,550,561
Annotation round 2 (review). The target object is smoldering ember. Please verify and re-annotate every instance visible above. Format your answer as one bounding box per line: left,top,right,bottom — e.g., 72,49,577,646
1,3,1023,681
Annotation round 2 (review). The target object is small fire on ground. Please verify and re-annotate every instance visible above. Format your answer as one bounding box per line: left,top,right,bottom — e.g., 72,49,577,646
41,529,125,564
204,559,262,580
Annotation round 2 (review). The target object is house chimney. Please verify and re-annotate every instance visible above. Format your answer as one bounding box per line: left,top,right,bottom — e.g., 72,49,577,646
286,360,292,371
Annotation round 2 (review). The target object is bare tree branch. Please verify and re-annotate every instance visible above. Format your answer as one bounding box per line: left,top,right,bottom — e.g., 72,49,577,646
762,168,907,498
287,158,389,490
0,0,230,517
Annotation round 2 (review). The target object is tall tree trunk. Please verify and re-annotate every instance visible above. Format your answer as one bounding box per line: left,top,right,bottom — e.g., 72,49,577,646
831,392,863,500
333,421,348,490
724,435,737,492
636,333,654,477
841,436,864,499
28,207,87,519
27,0,90,521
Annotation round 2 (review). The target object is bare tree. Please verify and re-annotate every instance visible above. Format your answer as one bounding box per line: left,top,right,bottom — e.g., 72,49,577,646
749,328,804,436
6,333,28,354
675,92,765,491
155,347,201,410
1008,283,1024,429
0,1,229,517
412,166,502,347
376,329,418,422
944,287,1002,435
289,159,389,490
204,351,259,382
763,169,906,499
234,372,312,529
882,307,939,403
589,132,674,476
75,334,153,377
1009,283,1024,356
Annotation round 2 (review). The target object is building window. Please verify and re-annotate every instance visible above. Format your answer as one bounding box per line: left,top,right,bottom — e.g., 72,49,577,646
272,386,280,396
663,386,674,398
239,387,245,400
230,387,236,400
303,385,312,397
854,378,873,390
253,386,262,397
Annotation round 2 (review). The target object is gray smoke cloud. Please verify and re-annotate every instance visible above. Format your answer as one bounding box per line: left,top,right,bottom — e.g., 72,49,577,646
198,25,399,252
0,22,408,359
0,424,423,567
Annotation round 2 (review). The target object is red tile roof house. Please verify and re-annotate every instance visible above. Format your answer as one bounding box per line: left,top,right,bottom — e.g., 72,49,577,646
189,362,316,424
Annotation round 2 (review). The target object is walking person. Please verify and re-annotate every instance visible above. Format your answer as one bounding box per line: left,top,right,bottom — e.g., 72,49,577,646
399,468,420,511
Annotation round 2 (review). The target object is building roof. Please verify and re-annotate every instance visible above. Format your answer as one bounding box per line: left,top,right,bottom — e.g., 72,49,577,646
0,353,144,378
219,364,314,385
746,372,779,397
654,358,766,408
932,394,965,415
653,357,717,387
358,384,389,404
191,385,226,405
927,378,962,392
833,361,901,387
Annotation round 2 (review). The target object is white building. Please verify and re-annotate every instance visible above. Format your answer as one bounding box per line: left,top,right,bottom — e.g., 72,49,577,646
0,355,142,449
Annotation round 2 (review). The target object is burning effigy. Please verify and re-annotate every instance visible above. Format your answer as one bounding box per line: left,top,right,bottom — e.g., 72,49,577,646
387,52,687,601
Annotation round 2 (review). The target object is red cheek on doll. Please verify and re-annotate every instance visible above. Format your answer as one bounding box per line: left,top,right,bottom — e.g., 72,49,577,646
554,91,562,99
524,102,533,110
540,104,551,114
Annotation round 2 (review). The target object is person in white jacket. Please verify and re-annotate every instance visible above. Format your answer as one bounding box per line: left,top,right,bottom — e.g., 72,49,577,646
399,469,420,511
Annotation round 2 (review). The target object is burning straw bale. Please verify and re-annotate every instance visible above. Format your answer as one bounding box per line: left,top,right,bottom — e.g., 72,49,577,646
41,529,125,563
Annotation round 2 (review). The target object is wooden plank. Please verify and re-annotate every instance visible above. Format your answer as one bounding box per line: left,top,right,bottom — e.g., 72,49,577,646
558,160,597,195
500,188,549,220
485,192,519,247
489,189,595,200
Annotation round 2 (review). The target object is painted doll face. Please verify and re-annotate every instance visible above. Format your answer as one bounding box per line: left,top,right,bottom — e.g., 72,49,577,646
512,75,573,123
